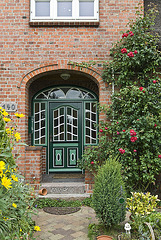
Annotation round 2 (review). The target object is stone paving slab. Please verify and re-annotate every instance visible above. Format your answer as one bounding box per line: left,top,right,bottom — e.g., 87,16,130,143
32,206,98,240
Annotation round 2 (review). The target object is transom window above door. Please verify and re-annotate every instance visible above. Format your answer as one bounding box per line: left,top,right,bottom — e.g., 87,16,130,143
30,0,99,22
35,87,96,99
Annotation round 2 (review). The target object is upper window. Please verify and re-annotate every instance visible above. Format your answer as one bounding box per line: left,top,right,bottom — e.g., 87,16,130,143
30,0,99,22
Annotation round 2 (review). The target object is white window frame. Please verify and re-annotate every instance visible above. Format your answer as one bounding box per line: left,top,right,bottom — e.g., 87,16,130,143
30,0,99,22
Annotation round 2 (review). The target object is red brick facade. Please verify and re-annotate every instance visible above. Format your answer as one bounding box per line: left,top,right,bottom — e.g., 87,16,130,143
1,0,143,191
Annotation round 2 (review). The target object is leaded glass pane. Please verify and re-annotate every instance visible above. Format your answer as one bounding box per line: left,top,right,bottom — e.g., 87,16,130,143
53,107,65,141
41,137,45,144
49,89,65,99
66,89,83,99
35,87,96,100
34,102,46,145
66,107,78,141
85,102,97,144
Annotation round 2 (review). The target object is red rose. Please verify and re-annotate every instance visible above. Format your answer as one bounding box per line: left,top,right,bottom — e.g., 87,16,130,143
130,32,134,36
137,119,139,121
134,50,138,54
129,31,133,34
158,155,161,158
117,122,119,124
99,129,103,132
130,129,136,136
153,80,157,83
122,33,128,38
121,48,127,54
119,148,125,154
127,52,134,57
154,124,157,127
131,137,137,142
105,127,108,130
134,149,137,152
91,161,94,165
122,130,126,132
143,91,145,93
117,131,120,135
139,87,143,91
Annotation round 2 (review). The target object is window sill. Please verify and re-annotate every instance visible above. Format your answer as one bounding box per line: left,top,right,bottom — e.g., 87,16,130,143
29,21,99,27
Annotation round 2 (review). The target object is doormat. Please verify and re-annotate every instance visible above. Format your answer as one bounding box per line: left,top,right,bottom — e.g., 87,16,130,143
52,173,84,179
43,207,81,215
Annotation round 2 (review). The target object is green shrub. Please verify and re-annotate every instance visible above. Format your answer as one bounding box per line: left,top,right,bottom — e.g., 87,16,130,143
127,192,160,216
92,158,126,227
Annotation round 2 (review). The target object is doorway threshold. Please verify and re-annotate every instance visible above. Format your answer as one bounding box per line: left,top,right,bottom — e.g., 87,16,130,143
42,173,85,183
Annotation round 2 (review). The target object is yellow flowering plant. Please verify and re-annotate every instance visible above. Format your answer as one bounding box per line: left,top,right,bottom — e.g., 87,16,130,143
0,109,38,239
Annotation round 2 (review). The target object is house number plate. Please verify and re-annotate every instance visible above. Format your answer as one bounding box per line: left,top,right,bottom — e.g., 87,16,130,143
0,102,17,112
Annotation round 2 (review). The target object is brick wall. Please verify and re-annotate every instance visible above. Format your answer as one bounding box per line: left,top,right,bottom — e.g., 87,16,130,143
0,0,143,187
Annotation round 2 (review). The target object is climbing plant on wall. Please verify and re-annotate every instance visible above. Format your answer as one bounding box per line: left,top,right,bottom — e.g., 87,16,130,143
78,4,161,192
100,4,161,191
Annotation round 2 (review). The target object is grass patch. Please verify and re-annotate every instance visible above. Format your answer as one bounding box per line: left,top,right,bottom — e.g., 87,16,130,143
34,196,93,209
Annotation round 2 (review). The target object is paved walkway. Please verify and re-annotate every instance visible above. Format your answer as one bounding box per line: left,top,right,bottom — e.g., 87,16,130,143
32,206,98,240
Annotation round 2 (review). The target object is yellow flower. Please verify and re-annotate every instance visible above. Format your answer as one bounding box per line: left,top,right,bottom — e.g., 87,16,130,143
20,228,22,232
14,113,25,118
14,132,21,142
12,203,17,208
0,170,3,177
3,117,11,122
34,226,41,231
6,128,12,135
0,161,5,171
1,176,12,189
2,110,8,117
11,174,18,182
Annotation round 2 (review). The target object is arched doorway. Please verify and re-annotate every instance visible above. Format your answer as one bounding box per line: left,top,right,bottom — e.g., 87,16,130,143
31,86,98,173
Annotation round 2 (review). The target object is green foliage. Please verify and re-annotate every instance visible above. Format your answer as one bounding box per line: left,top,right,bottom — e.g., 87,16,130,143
102,4,161,87
82,195,93,207
130,212,161,240
127,192,160,216
35,197,93,209
0,110,37,239
92,158,126,228
88,223,123,240
99,82,161,191
0,163,37,240
77,145,107,172
97,5,161,192
0,111,15,166
35,198,82,208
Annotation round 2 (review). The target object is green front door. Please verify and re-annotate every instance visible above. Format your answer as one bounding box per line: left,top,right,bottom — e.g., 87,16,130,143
49,102,82,172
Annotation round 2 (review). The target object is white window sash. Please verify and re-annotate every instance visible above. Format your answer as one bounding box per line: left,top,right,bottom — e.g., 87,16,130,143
30,0,99,21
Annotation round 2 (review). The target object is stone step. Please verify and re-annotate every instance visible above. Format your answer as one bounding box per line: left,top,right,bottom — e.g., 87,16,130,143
37,193,92,200
39,182,85,194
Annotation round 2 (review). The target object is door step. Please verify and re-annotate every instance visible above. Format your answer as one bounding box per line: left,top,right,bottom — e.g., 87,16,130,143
39,182,85,195
37,193,91,200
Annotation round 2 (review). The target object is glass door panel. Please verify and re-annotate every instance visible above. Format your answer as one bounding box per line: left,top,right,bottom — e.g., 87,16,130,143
49,102,82,172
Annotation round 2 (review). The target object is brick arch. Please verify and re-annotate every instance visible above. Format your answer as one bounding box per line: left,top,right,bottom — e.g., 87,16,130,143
17,60,102,89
